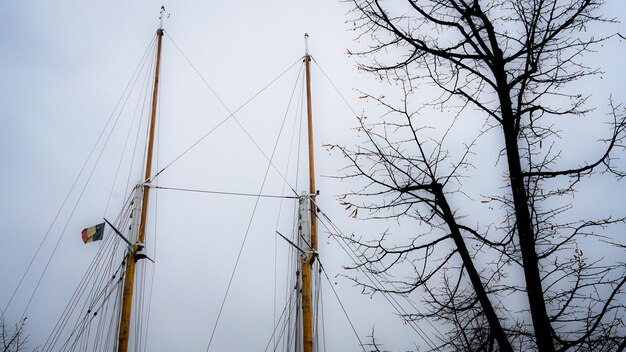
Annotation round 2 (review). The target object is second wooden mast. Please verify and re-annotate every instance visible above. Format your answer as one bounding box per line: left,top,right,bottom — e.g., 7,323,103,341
300,32,318,352
117,9,165,352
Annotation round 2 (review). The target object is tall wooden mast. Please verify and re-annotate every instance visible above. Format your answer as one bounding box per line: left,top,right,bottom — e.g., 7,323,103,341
117,8,165,352
301,32,317,352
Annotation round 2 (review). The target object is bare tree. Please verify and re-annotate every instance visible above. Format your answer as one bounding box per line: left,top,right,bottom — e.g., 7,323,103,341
335,1,626,351
1,318,32,352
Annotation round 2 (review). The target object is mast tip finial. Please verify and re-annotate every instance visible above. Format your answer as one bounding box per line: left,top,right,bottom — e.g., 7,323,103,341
159,5,170,29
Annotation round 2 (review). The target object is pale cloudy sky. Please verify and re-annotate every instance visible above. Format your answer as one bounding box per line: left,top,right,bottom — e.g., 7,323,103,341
1,1,625,352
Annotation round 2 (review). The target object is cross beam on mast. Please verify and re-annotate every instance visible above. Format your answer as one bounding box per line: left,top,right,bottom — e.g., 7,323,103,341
117,7,166,352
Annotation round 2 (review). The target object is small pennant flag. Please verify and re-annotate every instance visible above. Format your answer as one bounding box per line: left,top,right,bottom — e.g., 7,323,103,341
82,223,105,244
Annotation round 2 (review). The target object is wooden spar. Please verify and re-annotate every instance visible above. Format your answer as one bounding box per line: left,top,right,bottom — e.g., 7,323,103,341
117,23,164,352
301,32,317,352
305,35,317,254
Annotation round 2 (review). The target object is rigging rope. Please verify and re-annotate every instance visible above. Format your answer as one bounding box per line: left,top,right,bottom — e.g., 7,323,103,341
0,34,158,324
18,79,146,326
317,258,366,352
105,45,156,215
311,58,359,117
43,197,133,351
263,289,298,352
140,72,163,352
272,68,307,352
47,33,161,351
39,34,160,351
151,185,298,199
309,58,446,348
314,208,441,349
134,45,163,352
204,56,306,352
151,32,302,193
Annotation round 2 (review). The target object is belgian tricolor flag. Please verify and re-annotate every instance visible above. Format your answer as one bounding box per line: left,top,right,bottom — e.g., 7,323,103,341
82,222,105,244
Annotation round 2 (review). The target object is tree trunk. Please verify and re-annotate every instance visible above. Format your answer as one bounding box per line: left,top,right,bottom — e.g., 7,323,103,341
433,183,513,352
495,67,556,351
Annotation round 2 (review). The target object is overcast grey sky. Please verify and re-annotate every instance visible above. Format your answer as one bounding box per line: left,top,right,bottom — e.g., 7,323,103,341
1,1,625,352
0,2,411,351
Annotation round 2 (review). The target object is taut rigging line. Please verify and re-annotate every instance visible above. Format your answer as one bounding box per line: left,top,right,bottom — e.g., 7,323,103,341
149,185,298,200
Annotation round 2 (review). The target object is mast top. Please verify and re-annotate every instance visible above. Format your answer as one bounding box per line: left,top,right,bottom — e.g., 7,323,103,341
304,33,309,56
159,6,170,30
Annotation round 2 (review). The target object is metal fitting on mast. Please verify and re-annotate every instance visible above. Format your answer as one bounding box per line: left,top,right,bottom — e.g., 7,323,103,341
130,184,144,242
298,194,313,253
159,6,170,30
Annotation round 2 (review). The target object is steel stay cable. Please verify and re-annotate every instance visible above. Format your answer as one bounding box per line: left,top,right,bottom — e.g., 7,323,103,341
61,267,126,352
311,58,360,117
314,263,322,352
271,293,299,352
56,29,157,352
314,211,440,349
281,69,306,352
58,262,124,351
204,59,305,351
203,140,293,351
281,216,301,352
312,199,438,346
166,31,301,193
320,283,327,352
265,209,298,351
152,32,301,193
88,41,155,352
23,47,154,330
84,244,126,352
102,281,122,351
138,50,162,349
0,34,157,323
92,239,124,352
41,183,136,350
164,31,302,195
319,215,435,345
135,64,161,352
278,72,309,352
105,41,157,216
276,296,299,351
45,37,158,351
268,59,307,352
134,259,145,352
123,51,156,209
42,231,115,350
102,281,124,351
140,80,163,352
49,240,126,351
45,214,131,352
272,67,307,351
52,151,136,350
270,73,307,352
316,258,366,352
324,221,444,345
151,185,298,199
92,247,116,352
308,58,445,348
263,289,298,352
43,204,132,351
